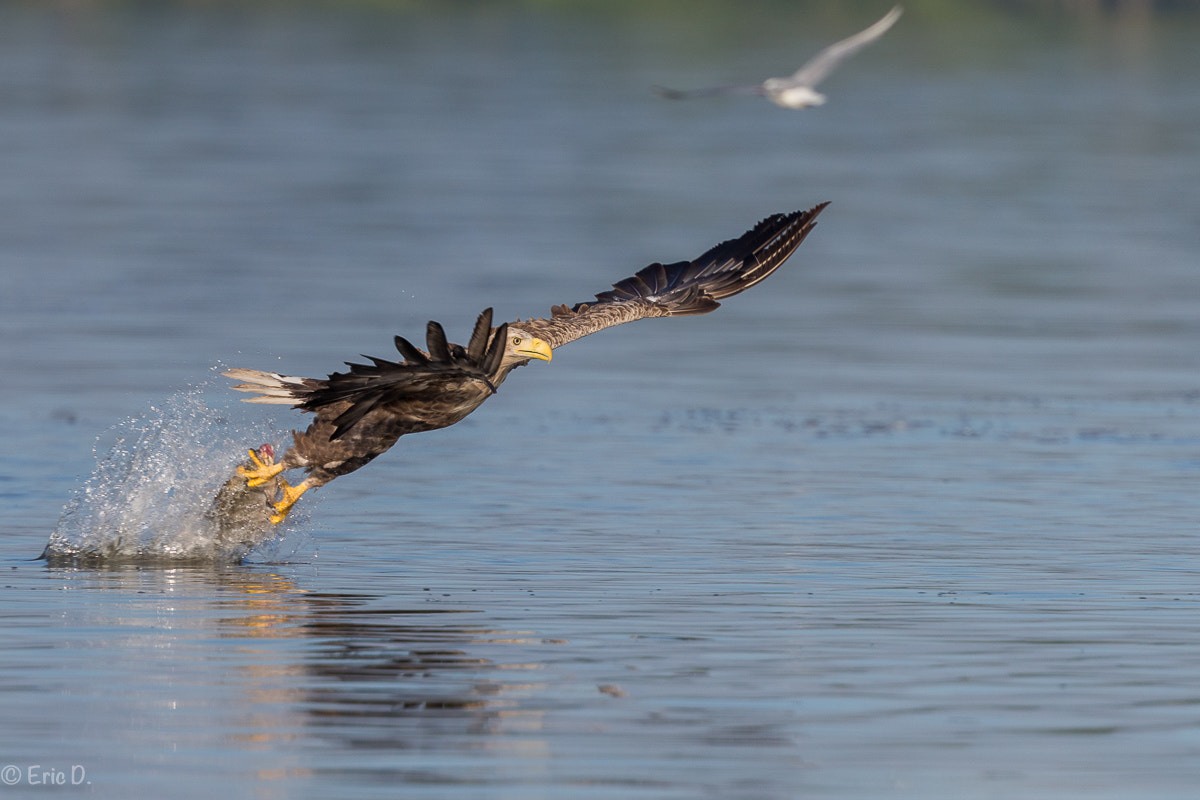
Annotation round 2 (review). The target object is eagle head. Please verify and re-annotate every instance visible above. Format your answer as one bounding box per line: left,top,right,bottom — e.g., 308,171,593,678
503,327,552,367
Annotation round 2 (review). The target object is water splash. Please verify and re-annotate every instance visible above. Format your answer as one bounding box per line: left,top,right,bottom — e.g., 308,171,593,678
46,390,298,564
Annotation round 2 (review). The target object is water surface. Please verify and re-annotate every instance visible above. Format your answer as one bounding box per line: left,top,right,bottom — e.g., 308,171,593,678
2,3,1200,798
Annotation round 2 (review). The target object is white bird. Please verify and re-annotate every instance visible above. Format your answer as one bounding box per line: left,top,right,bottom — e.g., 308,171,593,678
656,6,902,110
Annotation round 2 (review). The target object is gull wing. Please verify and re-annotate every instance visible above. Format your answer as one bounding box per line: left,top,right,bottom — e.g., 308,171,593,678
789,5,902,88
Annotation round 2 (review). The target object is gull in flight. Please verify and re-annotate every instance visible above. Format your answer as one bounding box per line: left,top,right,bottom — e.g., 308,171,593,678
656,6,902,110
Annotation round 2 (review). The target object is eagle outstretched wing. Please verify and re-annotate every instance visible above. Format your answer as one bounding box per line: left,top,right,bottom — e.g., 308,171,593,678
507,203,827,349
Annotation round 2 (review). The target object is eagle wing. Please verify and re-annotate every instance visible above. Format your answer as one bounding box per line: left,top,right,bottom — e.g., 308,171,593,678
226,310,508,440
507,203,828,350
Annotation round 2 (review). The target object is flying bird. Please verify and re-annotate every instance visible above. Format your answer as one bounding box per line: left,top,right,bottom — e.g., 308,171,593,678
656,6,902,110
223,203,828,524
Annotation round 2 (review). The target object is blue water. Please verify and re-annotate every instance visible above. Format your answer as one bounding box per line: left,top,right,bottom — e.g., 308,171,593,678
3,2,1200,798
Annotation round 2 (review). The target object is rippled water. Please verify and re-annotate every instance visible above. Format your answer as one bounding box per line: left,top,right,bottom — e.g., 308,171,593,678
3,2,1200,798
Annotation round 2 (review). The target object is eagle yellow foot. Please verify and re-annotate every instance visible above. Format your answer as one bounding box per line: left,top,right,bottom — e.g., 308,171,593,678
237,448,285,487
269,479,312,525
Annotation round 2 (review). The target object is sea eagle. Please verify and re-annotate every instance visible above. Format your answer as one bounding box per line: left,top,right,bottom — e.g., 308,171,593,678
224,204,827,524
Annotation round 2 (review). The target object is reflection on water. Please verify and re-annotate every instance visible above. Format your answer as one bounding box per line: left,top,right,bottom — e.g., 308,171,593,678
294,598,552,753
28,565,562,791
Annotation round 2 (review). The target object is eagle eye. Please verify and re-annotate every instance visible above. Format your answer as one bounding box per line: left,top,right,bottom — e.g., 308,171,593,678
512,336,522,346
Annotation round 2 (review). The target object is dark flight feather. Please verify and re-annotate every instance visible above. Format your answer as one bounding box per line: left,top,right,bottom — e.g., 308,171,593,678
287,308,506,440
393,335,428,365
510,203,827,349
426,321,451,362
466,308,492,362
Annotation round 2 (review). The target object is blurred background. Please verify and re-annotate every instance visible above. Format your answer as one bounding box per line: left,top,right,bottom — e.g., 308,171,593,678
2,2,1200,798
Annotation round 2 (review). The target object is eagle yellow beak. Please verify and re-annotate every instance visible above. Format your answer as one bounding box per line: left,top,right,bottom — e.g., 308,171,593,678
518,337,553,363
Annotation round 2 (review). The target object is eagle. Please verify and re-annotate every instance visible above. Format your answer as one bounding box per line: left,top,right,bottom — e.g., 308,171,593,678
223,203,827,524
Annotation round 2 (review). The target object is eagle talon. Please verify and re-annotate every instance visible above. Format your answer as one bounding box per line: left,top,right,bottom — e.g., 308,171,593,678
238,448,285,487
269,479,312,525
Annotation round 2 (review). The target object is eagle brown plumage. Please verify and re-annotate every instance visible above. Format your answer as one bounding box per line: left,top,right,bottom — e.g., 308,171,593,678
223,203,828,524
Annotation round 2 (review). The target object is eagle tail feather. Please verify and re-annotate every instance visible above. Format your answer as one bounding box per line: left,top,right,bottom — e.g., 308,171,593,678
222,369,312,405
